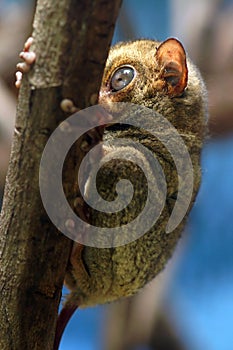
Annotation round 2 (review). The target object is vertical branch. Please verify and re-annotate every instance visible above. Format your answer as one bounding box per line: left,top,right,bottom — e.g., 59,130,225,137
0,0,122,349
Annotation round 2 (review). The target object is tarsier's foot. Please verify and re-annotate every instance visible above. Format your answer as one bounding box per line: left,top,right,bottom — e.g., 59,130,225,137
15,37,36,88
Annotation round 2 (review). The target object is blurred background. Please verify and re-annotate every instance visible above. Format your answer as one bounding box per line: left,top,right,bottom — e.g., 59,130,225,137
1,0,233,349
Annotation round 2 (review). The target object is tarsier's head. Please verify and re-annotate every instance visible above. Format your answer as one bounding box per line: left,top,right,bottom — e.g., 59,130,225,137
100,38,207,137
66,38,208,307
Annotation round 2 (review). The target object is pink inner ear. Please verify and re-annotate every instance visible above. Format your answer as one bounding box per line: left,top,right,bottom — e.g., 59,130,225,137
156,38,188,96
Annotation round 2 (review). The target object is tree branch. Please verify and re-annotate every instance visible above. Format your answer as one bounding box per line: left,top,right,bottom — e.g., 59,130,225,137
0,0,121,349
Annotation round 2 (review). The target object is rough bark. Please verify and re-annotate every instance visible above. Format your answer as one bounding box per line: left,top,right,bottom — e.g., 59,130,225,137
0,0,121,349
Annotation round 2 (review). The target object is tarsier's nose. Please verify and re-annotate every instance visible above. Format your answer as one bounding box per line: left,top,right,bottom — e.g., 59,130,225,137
98,87,110,104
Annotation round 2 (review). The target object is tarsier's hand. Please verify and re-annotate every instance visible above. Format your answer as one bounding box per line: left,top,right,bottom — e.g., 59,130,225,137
15,37,36,88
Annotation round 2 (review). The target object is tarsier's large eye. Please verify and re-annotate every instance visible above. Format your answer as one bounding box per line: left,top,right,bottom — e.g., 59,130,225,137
110,66,135,92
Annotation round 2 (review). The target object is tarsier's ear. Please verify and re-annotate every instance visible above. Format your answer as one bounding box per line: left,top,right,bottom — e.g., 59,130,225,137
156,38,188,97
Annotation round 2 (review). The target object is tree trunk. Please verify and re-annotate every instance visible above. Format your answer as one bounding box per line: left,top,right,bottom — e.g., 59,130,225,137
0,0,121,349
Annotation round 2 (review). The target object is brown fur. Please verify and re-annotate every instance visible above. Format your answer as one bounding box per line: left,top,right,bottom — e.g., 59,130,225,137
65,38,208,307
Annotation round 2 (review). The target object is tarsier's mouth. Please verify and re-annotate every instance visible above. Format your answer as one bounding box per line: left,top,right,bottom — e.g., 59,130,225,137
105,123,133,133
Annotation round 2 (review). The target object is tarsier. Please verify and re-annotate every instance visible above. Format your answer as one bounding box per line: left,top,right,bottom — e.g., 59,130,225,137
17,36,207,345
